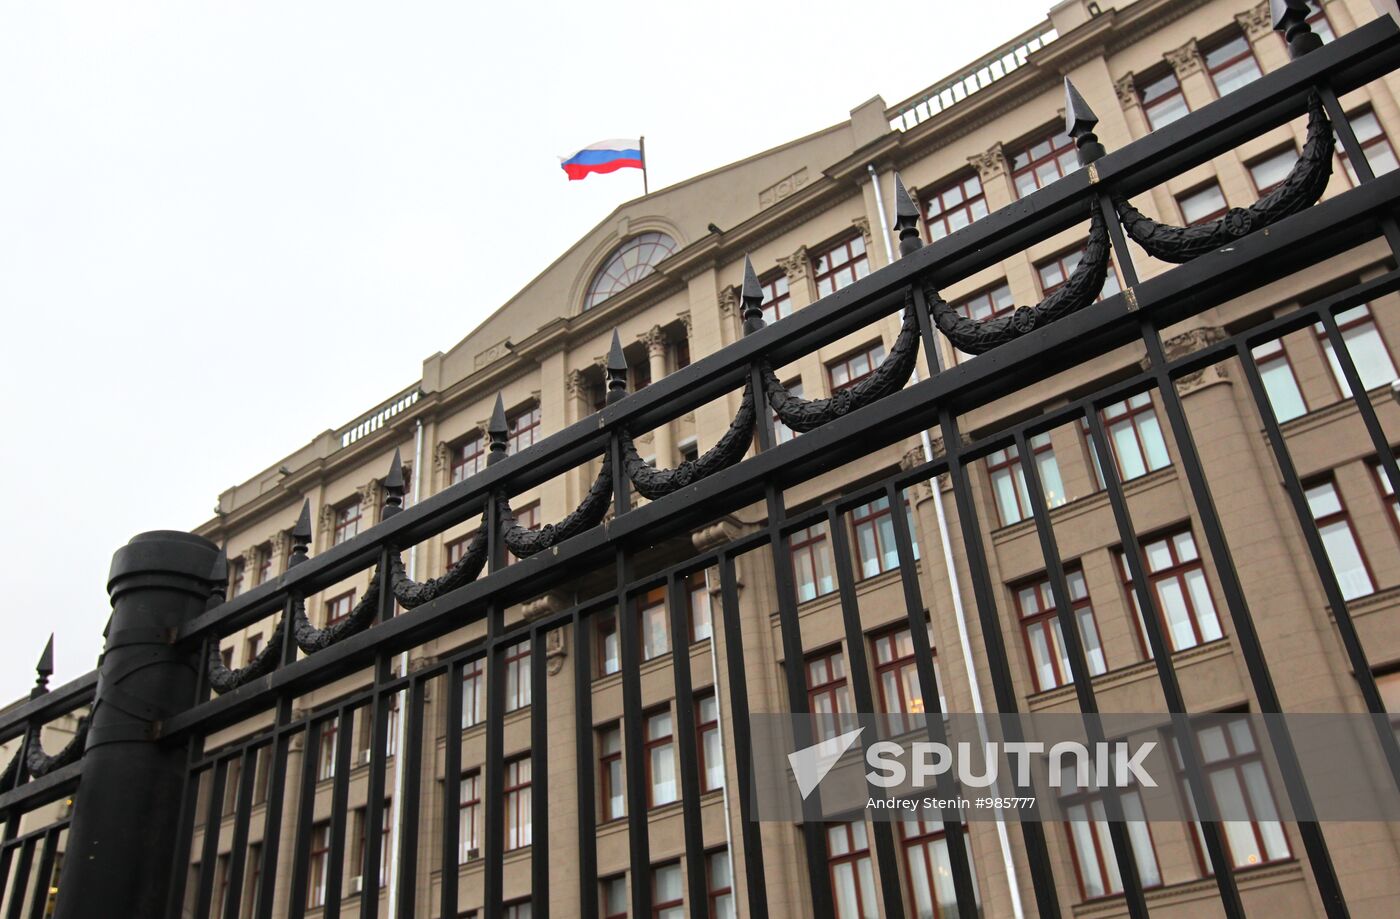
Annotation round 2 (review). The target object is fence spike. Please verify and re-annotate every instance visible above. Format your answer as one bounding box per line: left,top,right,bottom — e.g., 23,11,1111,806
488,394,510,462
741,256,766,335
1272,0,1322,57
384,447,406,517
289,499,313,567
1065,77,1106,165
32,634,54,697
892,173,924,257
606,330,629,405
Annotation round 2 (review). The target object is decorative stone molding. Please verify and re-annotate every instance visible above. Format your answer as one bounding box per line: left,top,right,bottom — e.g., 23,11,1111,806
408,654,439,673
692,516,743,552
1235,0,1272,40
264,530,286,567
522,591,570,622
1140,326,1230,393
1114,72,1139,107
779,246,809,283
900,445,927,471
592,354,609,370
317,504,335,540
678,310,693,337
566,368,588,396
852,216,873,250
363,479,384,517
474,339,512,371
1165,39,1205,80
640,324,668,357
758,167,810,209
434,440,451,473
546,627,568,676
967,142,1008,182
717,285,738,317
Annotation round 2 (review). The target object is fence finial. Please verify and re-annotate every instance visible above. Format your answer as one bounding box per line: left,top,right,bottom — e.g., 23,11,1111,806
1065,77,1105,165
1272,0,1322,57
488,394,510,462
384,448,406,517
606,330,629,404
32,634,54,698
289,499,313,567
741,256,765,334
892,173,923,257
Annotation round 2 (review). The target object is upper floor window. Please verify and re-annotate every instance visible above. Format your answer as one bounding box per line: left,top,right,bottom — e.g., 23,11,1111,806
325,590,355,628
872,622,941,716
333,500,362,545
462,658,484,728
451,434,486,484
459,770,481,861
1087,393,1171,484
807,648,851,739
1204,33,1262,97
986,433,1067,527
1305,478,1375,600
584,232,678,310
504,756,532,850
923,173,988,241
813,234,870,298
1036,247,1121,300
827,343,886,394
775,379,803,445
504,503,540,566
851,496,919,578
602,876,627,919
792,522,836,602
1370,458,1400,532
827,820,878,919
1119,529,1222,655
1011,130,1077,198
1014,568,1107,692
951,283,1015,363
229,558,246,598
653,862,684,918
637,586,670,661
697,693,724,793
599,724,624,821
708,849,735,918
646,708,678,807
504,640,531,712
1341,108,1400,185
256,545,274,586
1252,338,1308,422
307,822,330,908
1314,304,1396,397
760,271,793,325
1178,181,1229,224
1139,71,1189,131
688,571,713,642
507,405,541,455
1247,147,1296,197
1058,761,1159,898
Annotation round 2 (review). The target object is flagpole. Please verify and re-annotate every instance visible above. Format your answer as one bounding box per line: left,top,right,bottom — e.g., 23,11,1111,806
640,135,649,195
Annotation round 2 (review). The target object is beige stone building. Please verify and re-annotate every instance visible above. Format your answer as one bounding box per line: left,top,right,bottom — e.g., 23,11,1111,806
165,0,1400,917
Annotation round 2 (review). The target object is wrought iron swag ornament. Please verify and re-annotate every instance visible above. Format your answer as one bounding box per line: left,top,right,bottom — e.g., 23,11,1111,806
1114,90,1334,263
0,638,92,782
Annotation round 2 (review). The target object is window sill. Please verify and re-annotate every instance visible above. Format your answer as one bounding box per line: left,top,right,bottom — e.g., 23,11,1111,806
989,466,1178,546
1070,860,1301,916
1264,383,1393,443
1026,638,1234,711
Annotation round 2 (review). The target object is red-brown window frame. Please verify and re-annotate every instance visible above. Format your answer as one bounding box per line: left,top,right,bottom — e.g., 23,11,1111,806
760,270,793,326
707,848,733,917
1176,180,1229,224
256,546,273,586
696,691,722,793
306,822,330,908
791,521,835,602
596,614,620,678
806,647,850,738
1245,145,1298,197
871,623,934,716
332,500,362,545
900,816,969,918
504,640,531,712
459,770,481,861
644,706,676,809
652,861,684,917
1368,456,1400,542
1339,106,1398,185
504,755,531,851
599,722,624,822
602,875,628,919
1010,128,1078,198
826,820,876,919
1119,528,1222,657
1058,779,1160,899
812,233,870,298
507,404,542,456
1013,567,1107,692
950,283,1015,363
229,558,246,598
1139,70,1189,131
921,171,988,241
637,586,670,661
1177,716,1292,873
462,658,483,728
1252,336,1309,420
850,497,899,579
450,433,486,484
1313,303,1396,400
1202,31,1262,98
325,590,355,628
1303,475,1377,598
826,342,886,394
687,571,712,643
1087,393,1171,484
1035,245,1121,299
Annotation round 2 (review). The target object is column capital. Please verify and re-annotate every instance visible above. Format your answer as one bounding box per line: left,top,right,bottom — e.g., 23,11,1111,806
967,142,1008,182
677,309,693,337
1114,72,1139,107
851,216,874,250
566,367,588,396
1165,38,1205,81
433,440,451,473
1235,0,1273,39
717,285,738,317
639,324,668,357
779,246,809,283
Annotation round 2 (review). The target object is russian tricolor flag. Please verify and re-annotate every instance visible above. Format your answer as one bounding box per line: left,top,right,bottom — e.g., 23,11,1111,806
560,138,644,181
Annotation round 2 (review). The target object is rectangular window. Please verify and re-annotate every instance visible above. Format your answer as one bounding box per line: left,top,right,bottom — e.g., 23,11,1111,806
708,849,736,919
1252,338,1308,421
1369,459,1400,534
353,799,391,887
1096,393,1171,482
637,587,670,661
1315,304,1397,397
653,862,684,918
697,693,723,792
813,234,870,298
505,756,532,851
1036,247,1121,300
1341,109,1399,184
318,718,338,781
507,405,542,455
451,434,486,484
901,817,979,918
1177,182,1228,223
306,822,330,908
244,633,265,665
775,380,803,444
256,546,274,586
688,571,712,642
1247,147,1296,196
1120,529,1223,655
646,708,678,808
599,724,625,821
760,271,793,325
1305,478,1375,600
1011,130,1078,198
505,640,531,712
384,694,399,758
602,876,628,919
333,501,362,545
504,503,540,566
827,343,886,394
1175,716,1291,871
229,559,246,598
1014,568,1108,692
923,173,988,241
950,283,1015,363
807,648,852,740
446,533,474,567
850,496,919,578
462,658,484,728
791,522,837,602
1204,33,1262,96
459,771,481,861
986,433,1067,527
872,623,943,717
597,614,620,677
1058,765,1160,898
505,902,532,919
827,820,878,919
324,590,355,628
1140,72,1189,130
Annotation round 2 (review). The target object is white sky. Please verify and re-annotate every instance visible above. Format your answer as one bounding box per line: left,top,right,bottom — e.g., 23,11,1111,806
0,0,1053,701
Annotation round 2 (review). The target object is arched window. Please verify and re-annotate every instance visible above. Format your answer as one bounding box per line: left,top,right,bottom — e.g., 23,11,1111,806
584,232,678,310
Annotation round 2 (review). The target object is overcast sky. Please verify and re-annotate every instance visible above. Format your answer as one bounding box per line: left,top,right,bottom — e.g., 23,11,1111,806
0,0,1053,701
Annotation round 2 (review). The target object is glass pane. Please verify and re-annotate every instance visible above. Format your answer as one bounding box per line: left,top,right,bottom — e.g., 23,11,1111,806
1319,520,1375,599
1185,569,1222,642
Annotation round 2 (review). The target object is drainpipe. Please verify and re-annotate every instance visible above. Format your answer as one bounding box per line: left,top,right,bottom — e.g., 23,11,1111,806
868,164,895,266
387,419,424,916
704,574,737,905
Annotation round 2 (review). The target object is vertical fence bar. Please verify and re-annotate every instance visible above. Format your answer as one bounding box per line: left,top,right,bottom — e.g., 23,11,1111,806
573,610,599,919
482,612,507,919
361,686,392,919
440,659,464,919
394,675,427,919
717,553,769,916
530,622,550,919
286,715,325,919
1315,307,1400,501
255,707,295,919
4,838,35,919
24,827,59,919
220,745,259,919
618,582,651,918
322,707,356,919
192,760,228,919
825,506,907,919
666,573,709,917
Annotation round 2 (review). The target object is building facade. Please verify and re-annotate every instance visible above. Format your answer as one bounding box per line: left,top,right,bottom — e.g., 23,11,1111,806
159,1,1400,917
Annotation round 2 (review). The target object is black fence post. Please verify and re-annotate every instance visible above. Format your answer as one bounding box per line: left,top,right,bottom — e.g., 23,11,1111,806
53,530,218,919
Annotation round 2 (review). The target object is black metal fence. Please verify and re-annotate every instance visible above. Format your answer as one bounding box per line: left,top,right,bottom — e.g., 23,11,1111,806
6,6,1400,918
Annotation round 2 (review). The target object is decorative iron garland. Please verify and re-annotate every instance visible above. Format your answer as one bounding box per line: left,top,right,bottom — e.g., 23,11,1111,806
619,381,756,500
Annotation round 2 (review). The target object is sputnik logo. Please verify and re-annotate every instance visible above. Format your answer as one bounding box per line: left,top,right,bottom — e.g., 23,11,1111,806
788,727,864,799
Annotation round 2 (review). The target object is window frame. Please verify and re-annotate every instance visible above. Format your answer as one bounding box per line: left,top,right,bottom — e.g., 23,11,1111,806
1013,567,1108,692
1303,476,1377,601
1035,245,1121,300
826,819,878,919
504,755,532,851
1138,70,1190,131
459,770,481,861
696,691,723,793
333,500,362,546
1176,180,1230,224
644,706,678,809
599,723,625,822
1313,303,1397,400
826,341,887,395
921,171,988,241
1339,106,1399,185
790,522,836,603
1119,528,1223,657
462,657,484,728
806,647,852,739
1202,31,1262,98
1251,336,1309,422
1245,145,1298,197
759,270,793,326
506,404,542,456
1010,127,1078,198
811,232,870,298
504,640,532,712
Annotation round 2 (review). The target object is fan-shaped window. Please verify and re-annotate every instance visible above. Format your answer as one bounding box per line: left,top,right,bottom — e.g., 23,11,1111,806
584,232,678,310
